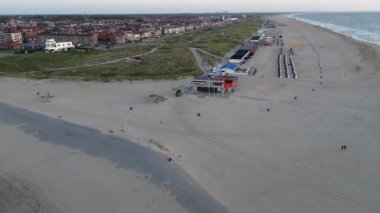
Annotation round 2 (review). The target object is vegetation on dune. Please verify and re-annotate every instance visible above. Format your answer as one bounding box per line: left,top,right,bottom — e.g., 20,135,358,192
0,16,262,81
196,50,222,67
189,17,262,56
148,94,167,103
192,36,239,57
175,89,183,97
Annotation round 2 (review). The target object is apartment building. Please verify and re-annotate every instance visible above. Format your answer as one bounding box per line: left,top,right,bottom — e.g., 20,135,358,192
36,33,98,46
0,32,22,48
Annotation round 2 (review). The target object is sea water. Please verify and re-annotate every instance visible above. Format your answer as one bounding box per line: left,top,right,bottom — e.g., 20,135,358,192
290,12,380,45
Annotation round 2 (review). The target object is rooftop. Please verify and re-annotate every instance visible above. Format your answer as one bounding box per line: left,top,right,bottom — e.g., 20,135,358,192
221,63,238,70
230,49,249,59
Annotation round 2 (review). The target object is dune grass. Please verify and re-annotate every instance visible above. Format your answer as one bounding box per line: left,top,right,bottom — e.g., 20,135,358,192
197,50,221,67
0,17,262,81
189,17,262,56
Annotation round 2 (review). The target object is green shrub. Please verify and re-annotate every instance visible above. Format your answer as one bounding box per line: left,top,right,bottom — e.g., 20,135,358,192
175,89,183,97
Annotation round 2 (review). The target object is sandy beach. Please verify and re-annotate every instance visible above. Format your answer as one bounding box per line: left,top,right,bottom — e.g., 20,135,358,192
1,16,380,212
0,102,227,213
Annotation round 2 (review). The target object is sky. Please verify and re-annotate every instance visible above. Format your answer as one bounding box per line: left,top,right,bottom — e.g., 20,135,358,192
1,0,380,14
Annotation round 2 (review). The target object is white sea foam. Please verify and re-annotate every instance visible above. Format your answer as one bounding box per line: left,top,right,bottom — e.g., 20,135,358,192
289,13,380,46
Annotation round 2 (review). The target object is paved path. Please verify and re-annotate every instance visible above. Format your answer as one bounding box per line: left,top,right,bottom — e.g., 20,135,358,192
189,48,212,76
196,48,224,60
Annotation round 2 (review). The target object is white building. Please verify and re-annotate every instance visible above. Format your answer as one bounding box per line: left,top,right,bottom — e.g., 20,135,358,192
213,63,251,76
213,63,239,75
250,35,263,43
229,49,250,64
45,39,74,53
7,32,22,42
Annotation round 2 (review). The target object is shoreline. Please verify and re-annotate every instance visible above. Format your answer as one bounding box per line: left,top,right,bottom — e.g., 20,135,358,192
276,14,380,78
287,13,380,48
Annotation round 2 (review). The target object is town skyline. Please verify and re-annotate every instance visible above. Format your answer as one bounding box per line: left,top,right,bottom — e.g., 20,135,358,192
1,0,380,14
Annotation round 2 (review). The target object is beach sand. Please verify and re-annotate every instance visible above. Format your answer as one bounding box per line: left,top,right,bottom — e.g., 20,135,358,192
0,123,186,213
1,16,380,212
0,103,227,213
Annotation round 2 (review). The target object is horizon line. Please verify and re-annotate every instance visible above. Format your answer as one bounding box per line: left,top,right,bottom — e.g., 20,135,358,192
0,10,380,16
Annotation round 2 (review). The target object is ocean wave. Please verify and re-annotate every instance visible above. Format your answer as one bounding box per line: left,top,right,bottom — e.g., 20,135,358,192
288,13,380,46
